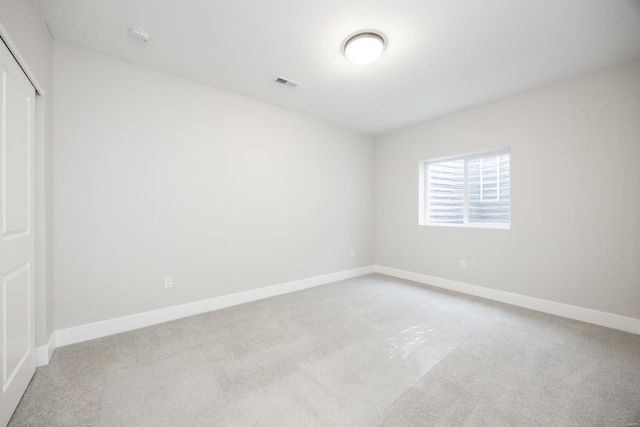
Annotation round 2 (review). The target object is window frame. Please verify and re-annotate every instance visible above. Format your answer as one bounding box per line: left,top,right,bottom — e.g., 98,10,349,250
419,147,511,229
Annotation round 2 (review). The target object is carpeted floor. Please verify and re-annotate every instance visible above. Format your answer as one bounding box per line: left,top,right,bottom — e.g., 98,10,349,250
9,274,640,426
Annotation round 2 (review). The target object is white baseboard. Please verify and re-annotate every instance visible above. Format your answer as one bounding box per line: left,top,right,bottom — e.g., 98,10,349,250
36,332,57,367
375,265,640,335
55,266,375,348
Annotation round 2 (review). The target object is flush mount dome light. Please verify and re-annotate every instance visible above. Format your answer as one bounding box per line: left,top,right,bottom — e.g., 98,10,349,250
343,31,386,65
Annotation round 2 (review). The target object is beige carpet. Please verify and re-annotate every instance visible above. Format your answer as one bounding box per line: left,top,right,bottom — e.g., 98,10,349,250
10,274,640,426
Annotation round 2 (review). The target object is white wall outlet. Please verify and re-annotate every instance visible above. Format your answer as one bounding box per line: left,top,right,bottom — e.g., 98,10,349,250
164,276,173,288
350,250,355,258
459,260,466,269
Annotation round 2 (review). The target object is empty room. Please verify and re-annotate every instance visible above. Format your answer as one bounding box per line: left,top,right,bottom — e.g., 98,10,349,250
1,0,639,425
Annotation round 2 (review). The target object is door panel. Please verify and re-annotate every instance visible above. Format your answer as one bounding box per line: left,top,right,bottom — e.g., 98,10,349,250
0,37,36,427
4,264,30,387
3,72,30,236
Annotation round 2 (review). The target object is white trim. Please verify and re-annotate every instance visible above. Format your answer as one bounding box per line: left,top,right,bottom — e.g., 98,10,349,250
0,22,45,95
35,332,56,367
421,146,511,166
56,266,375,348
34,89,48,366
420,222,510,230
375,265,640,336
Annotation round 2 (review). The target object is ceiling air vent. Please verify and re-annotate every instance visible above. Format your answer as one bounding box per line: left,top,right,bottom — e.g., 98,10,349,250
275,76,300,88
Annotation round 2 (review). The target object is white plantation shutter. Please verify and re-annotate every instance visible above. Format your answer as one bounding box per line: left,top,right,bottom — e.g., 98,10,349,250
468,154,510,224
422,149,510,228
427,160,464,224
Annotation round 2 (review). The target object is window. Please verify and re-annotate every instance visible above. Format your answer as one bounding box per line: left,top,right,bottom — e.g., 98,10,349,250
420,148,510,228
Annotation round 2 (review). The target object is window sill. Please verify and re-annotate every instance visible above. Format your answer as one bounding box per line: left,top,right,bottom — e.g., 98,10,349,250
419,222,510,230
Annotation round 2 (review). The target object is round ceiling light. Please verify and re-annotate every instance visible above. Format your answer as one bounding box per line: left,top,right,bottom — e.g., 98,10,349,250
343,32,386,65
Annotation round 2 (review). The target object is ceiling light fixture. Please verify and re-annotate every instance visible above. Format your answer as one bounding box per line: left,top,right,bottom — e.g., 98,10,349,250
343,31,386,65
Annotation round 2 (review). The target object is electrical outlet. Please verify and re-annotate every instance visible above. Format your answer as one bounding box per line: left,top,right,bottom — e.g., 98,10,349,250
350,250,355,258
164,276,173,289
459,260,466,269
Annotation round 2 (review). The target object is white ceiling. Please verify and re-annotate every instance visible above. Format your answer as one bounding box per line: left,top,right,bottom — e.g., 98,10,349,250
38,0,640,135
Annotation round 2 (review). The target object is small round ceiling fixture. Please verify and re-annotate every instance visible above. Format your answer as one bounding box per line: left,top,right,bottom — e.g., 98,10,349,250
343,31,386,65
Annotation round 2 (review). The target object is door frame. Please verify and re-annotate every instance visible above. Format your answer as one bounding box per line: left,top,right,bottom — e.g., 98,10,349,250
0,22,50,364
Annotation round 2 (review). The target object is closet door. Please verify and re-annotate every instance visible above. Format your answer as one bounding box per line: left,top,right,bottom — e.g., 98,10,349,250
0,38,36,427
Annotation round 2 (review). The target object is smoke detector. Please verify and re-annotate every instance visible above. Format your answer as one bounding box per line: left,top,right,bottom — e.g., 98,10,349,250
275,76,300,88
130,28,149,43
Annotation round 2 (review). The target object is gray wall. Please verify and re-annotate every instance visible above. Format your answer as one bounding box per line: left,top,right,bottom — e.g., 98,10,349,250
53,42,375,330
376,59,640,320
12,7,639,333
0,0,54,347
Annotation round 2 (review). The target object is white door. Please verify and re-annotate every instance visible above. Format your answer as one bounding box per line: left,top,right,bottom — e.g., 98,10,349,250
0,39,36,427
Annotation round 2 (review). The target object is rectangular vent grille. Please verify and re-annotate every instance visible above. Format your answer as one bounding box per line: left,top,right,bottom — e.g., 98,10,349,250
275,76,300,88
